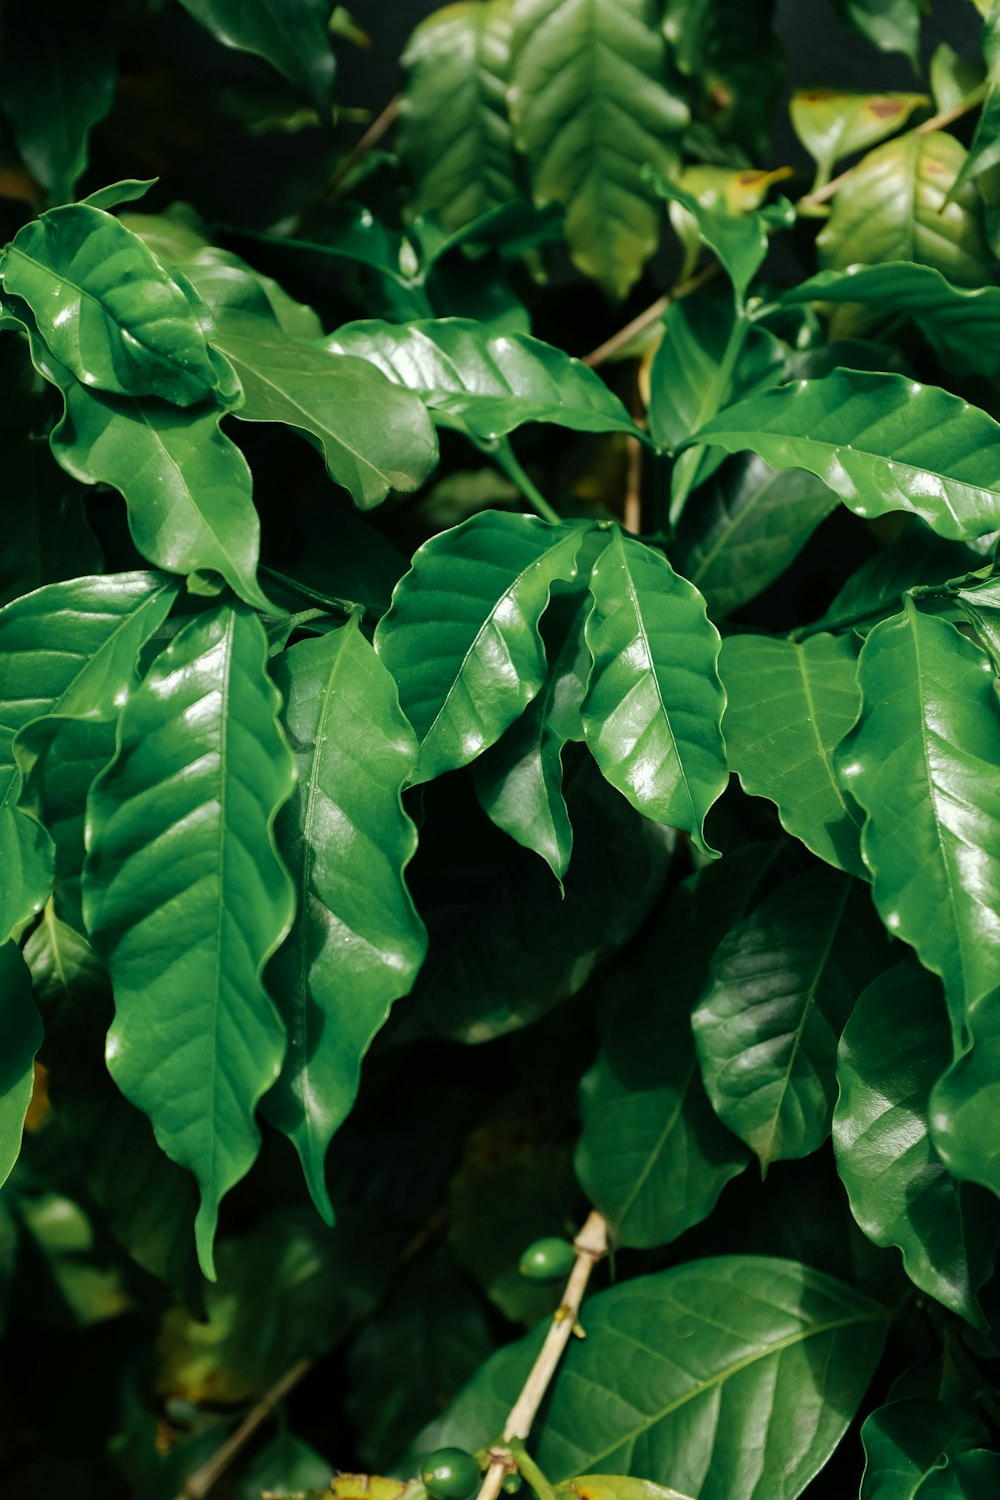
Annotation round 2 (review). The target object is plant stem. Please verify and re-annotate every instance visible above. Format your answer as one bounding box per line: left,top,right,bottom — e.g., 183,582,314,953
177,1358,312,1500
475,1211,608,1500
259,565,365,619
797,84,989,212
582,263,721,370
323,94,401,200
486,438,563,525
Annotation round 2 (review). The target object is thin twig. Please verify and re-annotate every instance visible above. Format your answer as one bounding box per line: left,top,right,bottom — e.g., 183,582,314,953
475,1211,609,1500
323,94,401,200
178,1358,312,1500
798,84,989,211
582,263,720,370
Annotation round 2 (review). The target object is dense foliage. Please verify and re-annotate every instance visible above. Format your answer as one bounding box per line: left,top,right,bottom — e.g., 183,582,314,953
5,0,1000,1495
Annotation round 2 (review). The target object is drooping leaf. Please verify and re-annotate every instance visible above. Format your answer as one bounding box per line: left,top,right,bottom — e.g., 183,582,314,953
263,619,426,1223
508,0,689,299
789,89,927,184
399,0,518,234
416,1256,890,1500
210,309,439,507
672,454,837,620
834,959,1000,1329
836,0,922,65
581,529,727,855
837,601,1000,1033
165,244,325,341
650,174,779,308
576,850,770,1248
175,0,336,113
81,604,296,1277
694,370,1000,542
693,868,884,1171
719,632,865,876
816,131,993,288
0,0,115,204
1,205,234,405
860,1398,991,1498
325,317,639,441
375,510,585,784
0,942,42,1189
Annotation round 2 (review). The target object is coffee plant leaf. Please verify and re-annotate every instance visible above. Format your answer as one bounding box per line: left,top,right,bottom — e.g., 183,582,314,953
0,940,42,1188
860,1397,993,1498
175,0,336,114
790,89,927,182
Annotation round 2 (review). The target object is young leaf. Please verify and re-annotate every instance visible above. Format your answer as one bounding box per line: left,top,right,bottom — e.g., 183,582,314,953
838,0,922,65
650,175,791,309
210,310,440,507
789,89,927,184
175,0,336,113
581,530,727,855
719,632,865,877
694,370,1000,542
834,960,1000,1329
860,1398,990,1498
81,605,296,1278
375,511,585,784
508,0,688,299
399,0,518,234
325,317,639,441
837,602,1000,1033
0,942,42,1189
1,205,233,405
416,1257,890,1500
263,620,427,1222
693,869,884,1171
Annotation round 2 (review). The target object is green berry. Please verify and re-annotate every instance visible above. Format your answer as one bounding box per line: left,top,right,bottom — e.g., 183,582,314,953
502,1475,523,1495
519,1235,575,1283
420,1448,481,1500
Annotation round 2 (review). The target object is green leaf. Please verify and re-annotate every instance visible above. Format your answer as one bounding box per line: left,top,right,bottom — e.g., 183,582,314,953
834,960,1000,1329
555,1481,694,1500
172,246,324,341
176,0,336,113
694,370,1000,542
784,262,1000,381
473,583,593,881
673,455,836,620
24,909,201,1300
234,1433,332,1500
325,317,639,441
81,604,296,1278
0,941,42,1189
576,850,768,1248
789,89,927,183
649,174,792,309
262,619,426,1222
1,205,234,406
81,179,158,214
719,632,865,876
581,530,727,856
508,0,688,299
837,601,1000,1032
693,869,884,1171
816,131,993,289
837,0,921,64
210,309,439,508
375,510,585,784
0,0,115,204
951,87,1000,198
399,0,518,234
417,1256,890,1499
860,1398,991,1498
813,518,987,636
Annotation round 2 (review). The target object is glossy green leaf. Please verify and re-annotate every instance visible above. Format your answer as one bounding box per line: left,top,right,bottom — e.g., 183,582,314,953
210,310,439,508
673,455,836,620
81,604,296,1278
416,1256,890,1499
835,960,1000,1328
473,584,593,881
813,519,987,637
81,179,158,214
694,370,1000,542
860,1398,992,1498
838,0,921,64
789,88,927,182
581,529,727,856
837,601,1000,1032
0,0,115,204
159,243,324,342
325,317,639,441
375,510,585,784
0,941,42,1189
816,131,993,288
176,0,336,113
951,87,1000,198
399,0,517,234
650,175,774,307
508,0,688,299
263,619,426,1222
577,851,769,1248
784,262,1000,380
693,869,883,1170
719,632,864,876
1,205,233,405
